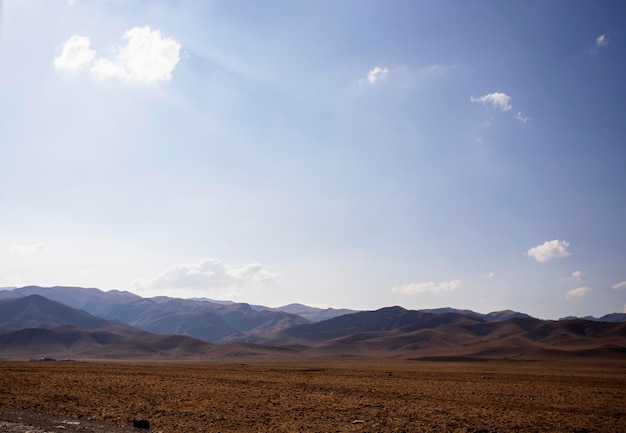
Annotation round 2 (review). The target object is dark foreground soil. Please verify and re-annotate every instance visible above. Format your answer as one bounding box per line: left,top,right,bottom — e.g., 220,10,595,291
0,359,624,432
0,405,144,433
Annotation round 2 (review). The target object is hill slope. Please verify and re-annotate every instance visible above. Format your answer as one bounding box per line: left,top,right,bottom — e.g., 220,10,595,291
0,287,311,343
0,295,111,331
1,287,625,361
0,294,302,361
253,307,626,359
0,295,218,359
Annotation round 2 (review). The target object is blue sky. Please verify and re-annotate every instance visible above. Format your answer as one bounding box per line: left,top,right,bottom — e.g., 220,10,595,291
1,0,625,319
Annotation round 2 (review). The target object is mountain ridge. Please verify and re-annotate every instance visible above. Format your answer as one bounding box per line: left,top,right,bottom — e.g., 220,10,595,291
0,294,111,331
3,285,623,322
1,286,625,361
0,296,299,361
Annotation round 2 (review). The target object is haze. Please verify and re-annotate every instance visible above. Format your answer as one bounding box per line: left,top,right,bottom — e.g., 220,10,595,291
1,1,625,319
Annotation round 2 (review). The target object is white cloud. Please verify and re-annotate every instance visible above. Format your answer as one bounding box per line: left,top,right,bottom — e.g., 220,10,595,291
11,242,47,253
612,281,626,290
91,26,181,83
133,258,278,298
596,33,609,47
53,35,96,72
527,239,571,263
571,270,584,280
392,280,460,295
488,272,495,278
566,287,591,299
54,27,181,83
358,63,454,90
515,112,530,124
67,0,76,5
360,66,388,85
470,92,513,111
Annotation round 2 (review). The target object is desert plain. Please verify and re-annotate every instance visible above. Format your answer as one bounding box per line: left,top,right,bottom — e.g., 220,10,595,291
0,359,624,433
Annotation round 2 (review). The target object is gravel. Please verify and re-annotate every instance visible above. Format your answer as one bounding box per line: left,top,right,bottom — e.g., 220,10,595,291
0,407,150,433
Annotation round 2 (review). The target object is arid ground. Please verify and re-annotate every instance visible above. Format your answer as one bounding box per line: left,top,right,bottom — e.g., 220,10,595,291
0,359,624,432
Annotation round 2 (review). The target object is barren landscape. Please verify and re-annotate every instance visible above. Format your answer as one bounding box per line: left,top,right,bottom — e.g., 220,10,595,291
1,288,625,431
0,359,624,433
4,1,626,431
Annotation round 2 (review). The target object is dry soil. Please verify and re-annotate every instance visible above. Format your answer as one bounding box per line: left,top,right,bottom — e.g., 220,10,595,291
0,359,624,432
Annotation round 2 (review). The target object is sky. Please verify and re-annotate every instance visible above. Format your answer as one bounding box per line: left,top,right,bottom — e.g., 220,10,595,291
1,0,625,319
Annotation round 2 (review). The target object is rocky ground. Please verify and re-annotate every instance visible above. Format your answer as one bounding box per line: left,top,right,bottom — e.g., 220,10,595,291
0,405,148,433
0,359,624,432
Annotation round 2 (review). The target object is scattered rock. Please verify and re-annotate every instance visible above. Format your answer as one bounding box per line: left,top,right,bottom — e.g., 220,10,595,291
133,418,150,430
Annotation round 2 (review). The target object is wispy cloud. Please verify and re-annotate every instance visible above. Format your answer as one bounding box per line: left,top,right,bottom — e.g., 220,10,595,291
583,33,610,55
54,26,181,83
392,280,460,295
527,240,571,263
612,281,626,290
11,242,47,253
359,66,388,85
471,92,513,111
471,92,530,124
566,286,590,299
571,270,584,281
515,112,530,124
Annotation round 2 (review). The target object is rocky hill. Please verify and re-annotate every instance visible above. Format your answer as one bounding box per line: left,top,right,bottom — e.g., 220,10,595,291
1,287,625,361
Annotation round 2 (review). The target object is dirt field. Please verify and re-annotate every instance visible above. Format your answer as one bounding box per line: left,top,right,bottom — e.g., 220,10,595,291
0,359,624,432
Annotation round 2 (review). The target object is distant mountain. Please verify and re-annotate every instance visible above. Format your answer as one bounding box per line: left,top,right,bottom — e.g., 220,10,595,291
598,313,626,322
191,297,236,305
250,306,626,360
485,310,534,321
560,313,626,323
191,299,356,321
0,295,110,331
0,287,310,343
0,294,295,361
264,303,357,322
111,296,311,342
0,294,218,359
417,307,534,321
272,306,490,343
418,307,483,317
2,286,625,361
0,286,141,316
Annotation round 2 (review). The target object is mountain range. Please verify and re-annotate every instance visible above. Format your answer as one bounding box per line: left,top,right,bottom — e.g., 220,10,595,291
0,286,625,361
